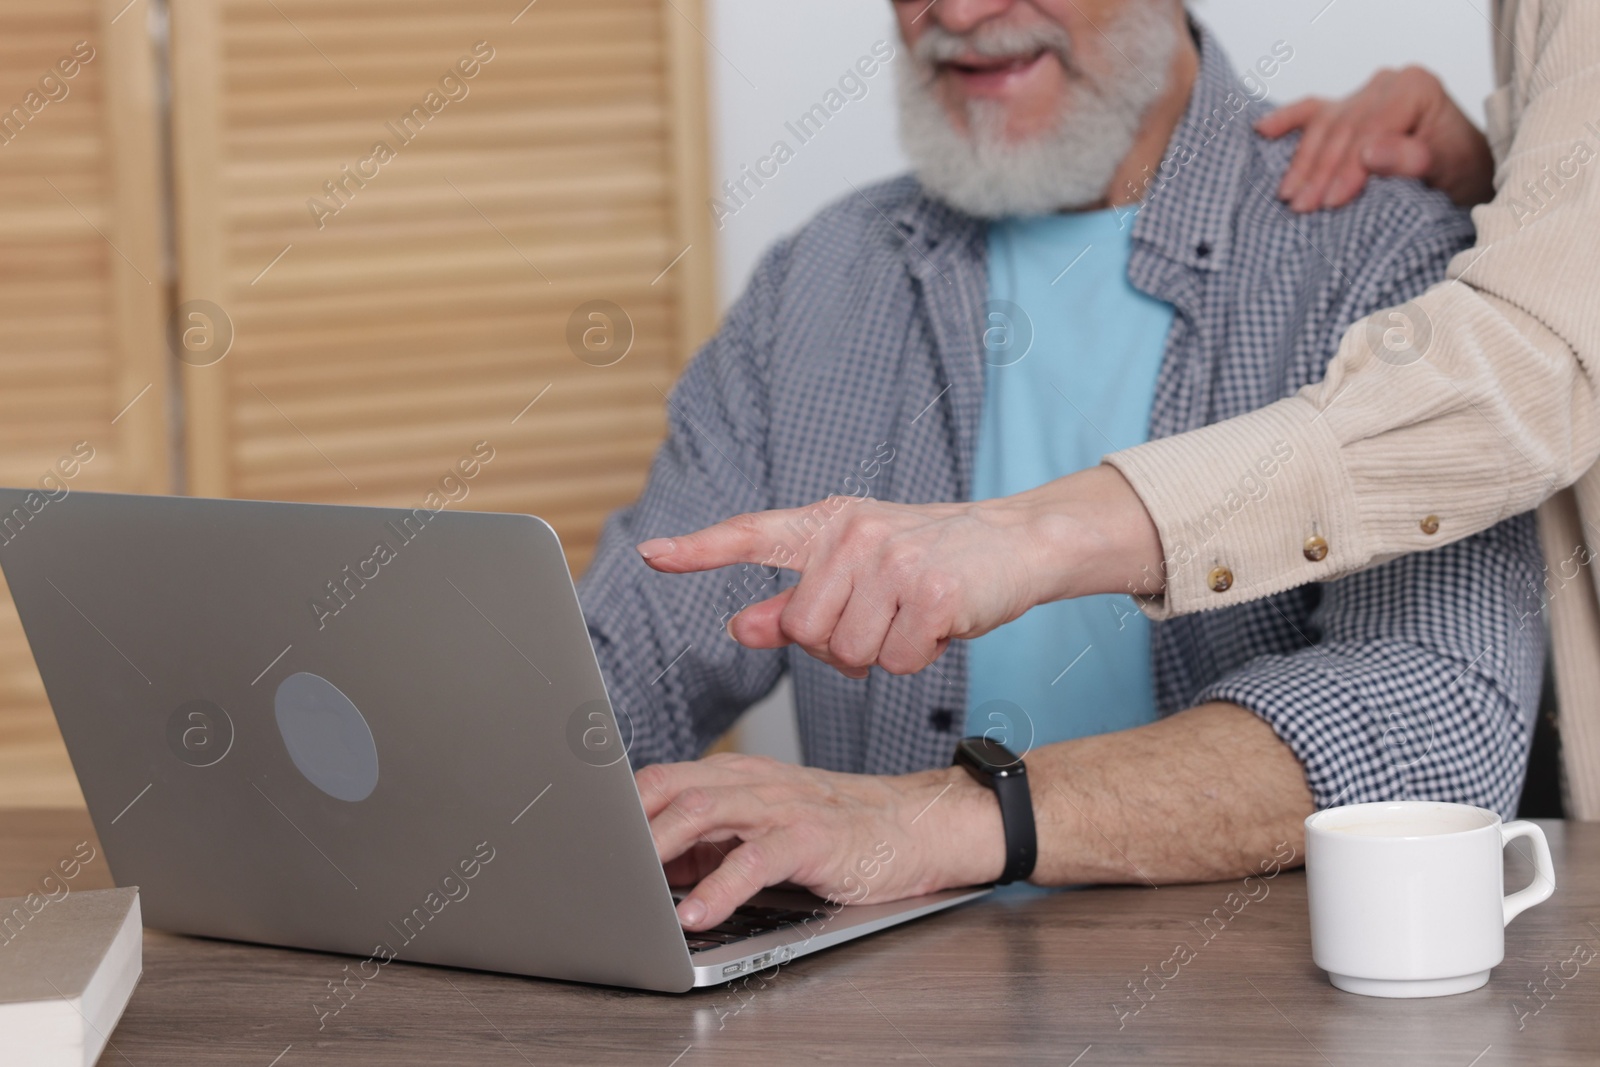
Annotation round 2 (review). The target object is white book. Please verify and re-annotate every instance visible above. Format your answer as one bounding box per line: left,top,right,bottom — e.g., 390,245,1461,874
0,887,142,1067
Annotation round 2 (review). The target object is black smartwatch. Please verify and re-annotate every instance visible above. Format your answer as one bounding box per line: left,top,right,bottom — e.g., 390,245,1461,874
953,736,1037,885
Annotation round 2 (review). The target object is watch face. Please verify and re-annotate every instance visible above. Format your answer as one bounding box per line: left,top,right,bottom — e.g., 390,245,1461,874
957,736,1024,775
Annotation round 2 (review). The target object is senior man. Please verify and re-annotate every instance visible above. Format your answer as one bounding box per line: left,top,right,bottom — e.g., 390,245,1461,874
581,0,1544,931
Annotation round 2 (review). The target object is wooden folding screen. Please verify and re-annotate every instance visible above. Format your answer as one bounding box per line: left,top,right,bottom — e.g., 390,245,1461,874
0,0,170,806
0,0,714,806
169,0,716,575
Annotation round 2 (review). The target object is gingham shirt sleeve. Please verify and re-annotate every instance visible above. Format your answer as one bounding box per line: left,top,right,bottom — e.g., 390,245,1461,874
1195,513,1546,819
576,242,792,767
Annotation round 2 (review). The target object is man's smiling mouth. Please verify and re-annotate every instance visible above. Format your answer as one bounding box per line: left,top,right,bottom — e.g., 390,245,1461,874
943,50,1049,76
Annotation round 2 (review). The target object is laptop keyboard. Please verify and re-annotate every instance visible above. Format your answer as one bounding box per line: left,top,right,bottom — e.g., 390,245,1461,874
682,904,815,952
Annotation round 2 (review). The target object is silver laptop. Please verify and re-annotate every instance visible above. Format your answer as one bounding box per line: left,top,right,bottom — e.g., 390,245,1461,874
0,489,987,992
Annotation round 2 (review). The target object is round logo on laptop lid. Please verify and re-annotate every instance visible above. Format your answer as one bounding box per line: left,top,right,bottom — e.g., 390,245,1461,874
273,672,380,802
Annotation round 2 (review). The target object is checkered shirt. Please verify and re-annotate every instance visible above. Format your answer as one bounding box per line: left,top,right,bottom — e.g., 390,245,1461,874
577,22,1545,819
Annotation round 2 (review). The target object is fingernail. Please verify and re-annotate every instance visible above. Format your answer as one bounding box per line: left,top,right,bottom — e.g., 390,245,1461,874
678,898,706,927
637,538,677,561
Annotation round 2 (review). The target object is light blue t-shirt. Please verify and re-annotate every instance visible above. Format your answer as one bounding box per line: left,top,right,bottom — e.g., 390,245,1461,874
966,211,1175,749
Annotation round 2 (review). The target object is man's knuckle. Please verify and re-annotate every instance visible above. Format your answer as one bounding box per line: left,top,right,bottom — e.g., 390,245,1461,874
735,753,779,776
732,841,766,876
677,787,712,813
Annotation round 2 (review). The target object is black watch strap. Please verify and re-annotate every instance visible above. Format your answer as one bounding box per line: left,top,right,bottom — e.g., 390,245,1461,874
953,737,1037,885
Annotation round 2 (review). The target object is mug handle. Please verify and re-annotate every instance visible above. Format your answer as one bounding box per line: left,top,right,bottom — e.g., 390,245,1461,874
1501,820,1556,925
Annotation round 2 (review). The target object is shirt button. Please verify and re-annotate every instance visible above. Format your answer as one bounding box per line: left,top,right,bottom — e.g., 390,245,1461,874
1303,535,1329,562
1208,566,1234,593
1421,515,1440,535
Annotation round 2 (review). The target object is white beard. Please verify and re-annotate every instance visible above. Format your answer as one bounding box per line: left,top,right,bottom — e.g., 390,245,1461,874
896,5,1179,218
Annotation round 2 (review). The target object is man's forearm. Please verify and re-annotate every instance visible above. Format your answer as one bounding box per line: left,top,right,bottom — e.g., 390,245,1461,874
641,703,1316,928
921,703,1315,887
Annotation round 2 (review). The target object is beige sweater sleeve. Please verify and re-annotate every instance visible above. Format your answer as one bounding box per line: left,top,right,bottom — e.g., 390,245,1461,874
1107,0,1600,618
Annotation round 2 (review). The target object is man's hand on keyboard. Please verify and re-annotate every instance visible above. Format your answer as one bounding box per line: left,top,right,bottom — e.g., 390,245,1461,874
635,753,1004,931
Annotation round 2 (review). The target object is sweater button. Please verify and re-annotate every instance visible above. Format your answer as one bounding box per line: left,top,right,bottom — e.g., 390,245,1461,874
1208,566,1234,593
1303,535,1329,562
1420,515,1441,536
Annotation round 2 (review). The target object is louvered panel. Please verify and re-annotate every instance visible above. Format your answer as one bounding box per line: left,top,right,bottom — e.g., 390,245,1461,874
172,0,716,591
0,0,171,807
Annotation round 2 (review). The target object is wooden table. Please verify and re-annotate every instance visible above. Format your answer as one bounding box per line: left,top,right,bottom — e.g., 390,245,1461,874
5,810,1596,1066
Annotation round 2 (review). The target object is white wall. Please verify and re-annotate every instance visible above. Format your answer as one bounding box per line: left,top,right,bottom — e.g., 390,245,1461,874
702,0,1495,761
1195,1,1494,120
704,0,909,308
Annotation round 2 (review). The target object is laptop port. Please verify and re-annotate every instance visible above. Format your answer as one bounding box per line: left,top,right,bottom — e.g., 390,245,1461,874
721,962,745,977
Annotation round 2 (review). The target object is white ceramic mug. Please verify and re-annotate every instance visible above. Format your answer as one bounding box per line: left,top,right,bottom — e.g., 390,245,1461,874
1305,801,1556,998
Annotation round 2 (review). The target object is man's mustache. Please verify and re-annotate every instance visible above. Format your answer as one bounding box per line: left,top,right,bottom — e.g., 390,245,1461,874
912,23,1076,70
